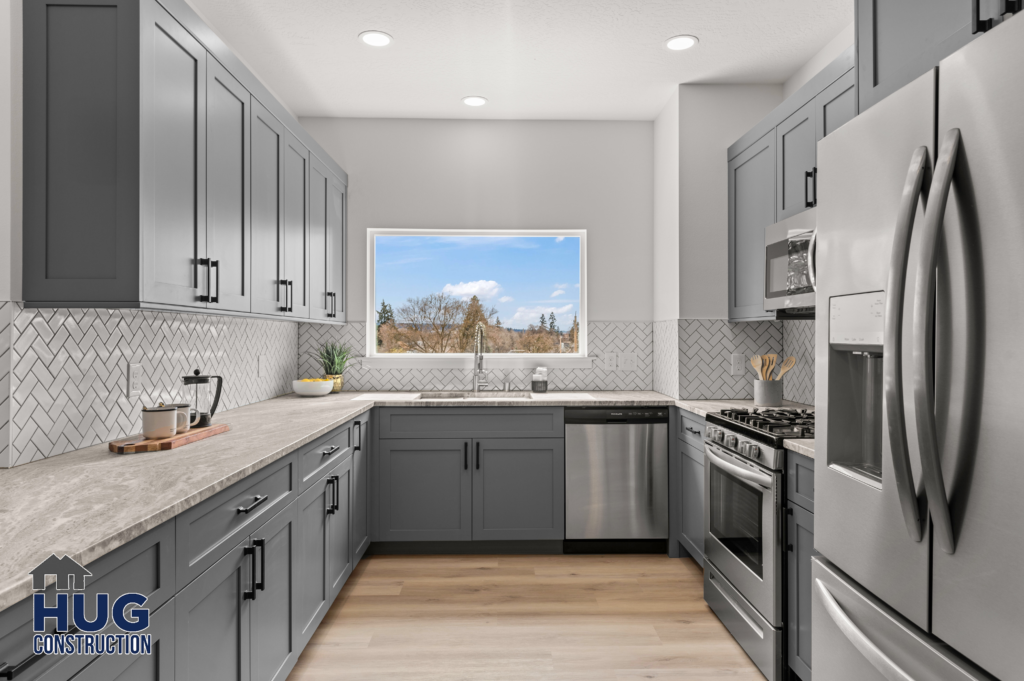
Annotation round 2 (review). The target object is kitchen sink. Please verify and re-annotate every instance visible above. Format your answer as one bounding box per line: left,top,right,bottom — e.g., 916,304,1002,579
416,391,535,400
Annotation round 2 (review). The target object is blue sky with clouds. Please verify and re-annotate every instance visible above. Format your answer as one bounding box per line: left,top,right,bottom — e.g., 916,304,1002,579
375,235,581,329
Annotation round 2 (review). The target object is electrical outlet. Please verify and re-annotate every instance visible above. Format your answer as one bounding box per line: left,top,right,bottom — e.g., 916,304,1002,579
127,362,143,398
619,352,638,372
601,352,617,371
730,353,747,376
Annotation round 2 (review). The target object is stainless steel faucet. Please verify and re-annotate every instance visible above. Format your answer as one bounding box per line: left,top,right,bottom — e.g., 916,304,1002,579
472,322,489,393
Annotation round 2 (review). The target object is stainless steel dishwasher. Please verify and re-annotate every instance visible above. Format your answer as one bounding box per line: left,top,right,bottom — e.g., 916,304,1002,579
564,408,669,539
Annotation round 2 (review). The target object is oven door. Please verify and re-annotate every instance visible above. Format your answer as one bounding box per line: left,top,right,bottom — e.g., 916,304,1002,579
704,441,783,626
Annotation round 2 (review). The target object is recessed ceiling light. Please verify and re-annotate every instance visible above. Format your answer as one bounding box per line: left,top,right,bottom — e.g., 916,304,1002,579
666,35,698,51
462,96,488,107
359,30,392,47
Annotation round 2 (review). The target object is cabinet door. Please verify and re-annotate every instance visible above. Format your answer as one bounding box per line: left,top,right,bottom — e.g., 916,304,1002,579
307,155,331,321
174,540,251,681
728,131,775,322
856,0,975,113
378,439,472,542
814,69,857,141
206,58,251,313
250,502,299,681
295,475,330,648
328,456,353,600
68,598,174,681
352,418,371,562
282,131,310,318
680,449,704,566
472,438,565,541
788,503,815,681
141,0,207,308
327,171,346,321
250,97,286,316
776,101,817,221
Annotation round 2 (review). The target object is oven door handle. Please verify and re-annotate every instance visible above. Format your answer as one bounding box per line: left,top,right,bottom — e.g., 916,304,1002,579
705,446,772,489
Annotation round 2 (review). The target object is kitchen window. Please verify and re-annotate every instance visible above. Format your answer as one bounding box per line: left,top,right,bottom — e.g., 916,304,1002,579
365,229,588,368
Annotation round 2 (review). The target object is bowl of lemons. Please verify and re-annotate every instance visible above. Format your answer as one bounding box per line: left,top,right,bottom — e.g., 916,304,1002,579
292,378,334,397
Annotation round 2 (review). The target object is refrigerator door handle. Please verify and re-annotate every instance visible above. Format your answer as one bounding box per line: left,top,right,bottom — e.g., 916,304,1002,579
816,579,915,681
913,128,961,555
883,146,930,544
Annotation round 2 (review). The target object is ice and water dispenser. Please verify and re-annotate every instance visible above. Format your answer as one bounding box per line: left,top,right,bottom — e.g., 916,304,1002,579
827,292,886,487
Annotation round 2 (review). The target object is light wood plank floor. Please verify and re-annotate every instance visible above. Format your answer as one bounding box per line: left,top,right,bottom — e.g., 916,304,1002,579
290,554,765,680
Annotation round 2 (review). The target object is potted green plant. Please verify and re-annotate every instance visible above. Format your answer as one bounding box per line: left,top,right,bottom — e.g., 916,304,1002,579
312,342,353,393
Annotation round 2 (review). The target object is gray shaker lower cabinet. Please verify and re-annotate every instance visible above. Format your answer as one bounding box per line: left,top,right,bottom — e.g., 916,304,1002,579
378,439,473,542
250,502,300,681
174,539,252,681
472,439,565,541
295,473,331,648
679,446,705,566
327,457,354,600
351,416,371,563
69,600,174,681
788,502,814,681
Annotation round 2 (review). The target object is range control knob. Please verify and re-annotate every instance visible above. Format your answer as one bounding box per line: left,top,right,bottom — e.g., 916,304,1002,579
711,428,724,443
725,434,738,449
746,443,762,459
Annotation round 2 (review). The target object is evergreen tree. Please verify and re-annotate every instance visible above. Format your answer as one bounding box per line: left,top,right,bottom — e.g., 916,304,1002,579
376,300,395,347
495,316,502,327
459,295,489,352
539,314,547,331
548,312,558,335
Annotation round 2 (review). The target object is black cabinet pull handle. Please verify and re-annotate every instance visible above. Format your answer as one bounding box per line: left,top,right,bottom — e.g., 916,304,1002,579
288,281,295,312
321,445,339,457
787,543,794,552
237,494,268,514
243,545,257,600
198,258,211,302
210,260,220,303
354,422,361,452
973,0,995,32
804,168,818,208
254,538,266,592
326,477,336,515
332,292,338,318
476,442,480,470
329,475,340,512
464,442,468,470
685,427,701,435
0,626,80,679
279,279,288,312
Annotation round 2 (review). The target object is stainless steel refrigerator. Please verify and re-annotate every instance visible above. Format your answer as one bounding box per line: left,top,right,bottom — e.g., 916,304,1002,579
813,14,1023,681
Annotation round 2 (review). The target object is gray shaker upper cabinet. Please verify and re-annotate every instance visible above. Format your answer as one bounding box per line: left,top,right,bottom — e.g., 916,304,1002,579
205,59,251,313
856,0,978,113
728,132,776,322
22,0,348,321
775,101,816,221
309,155,346,322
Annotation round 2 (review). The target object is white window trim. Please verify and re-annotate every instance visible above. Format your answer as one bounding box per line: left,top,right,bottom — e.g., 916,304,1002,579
364,228,590,369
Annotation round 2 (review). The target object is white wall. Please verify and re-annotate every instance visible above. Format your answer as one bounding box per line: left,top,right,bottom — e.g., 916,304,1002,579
783,23,855,100
0,0,22,302
678,84,783,319
652,90,679,322
300,117,654,323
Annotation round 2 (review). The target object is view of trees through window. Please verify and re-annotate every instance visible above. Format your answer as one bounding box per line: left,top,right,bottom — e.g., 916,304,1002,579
373,234,583,354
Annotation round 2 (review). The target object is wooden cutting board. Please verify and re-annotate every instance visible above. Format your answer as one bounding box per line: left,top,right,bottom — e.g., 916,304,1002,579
109,423,230,453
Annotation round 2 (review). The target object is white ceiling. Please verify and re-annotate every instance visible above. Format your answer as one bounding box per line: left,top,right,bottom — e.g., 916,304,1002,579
187,0,853,120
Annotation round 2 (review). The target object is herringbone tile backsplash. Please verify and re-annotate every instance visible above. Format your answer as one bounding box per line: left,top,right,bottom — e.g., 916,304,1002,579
0,304,297,468
782,320,815,405
678,319,784,400
299,321,653,392
652,320,680,398
0,303,12,468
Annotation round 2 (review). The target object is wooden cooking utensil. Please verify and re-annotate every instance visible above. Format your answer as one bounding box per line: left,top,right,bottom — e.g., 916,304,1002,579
775,356,796,380
760,355,770,380
766,354,777,380
750,355,762,376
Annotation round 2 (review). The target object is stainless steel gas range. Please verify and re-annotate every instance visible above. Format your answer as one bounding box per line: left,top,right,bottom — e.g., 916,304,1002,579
701,408,814,681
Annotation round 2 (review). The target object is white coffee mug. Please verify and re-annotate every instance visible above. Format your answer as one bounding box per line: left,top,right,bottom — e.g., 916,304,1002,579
142,407,177,440
168,403,200,433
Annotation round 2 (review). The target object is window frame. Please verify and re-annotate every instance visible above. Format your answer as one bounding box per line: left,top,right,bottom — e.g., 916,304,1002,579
364,228,589,369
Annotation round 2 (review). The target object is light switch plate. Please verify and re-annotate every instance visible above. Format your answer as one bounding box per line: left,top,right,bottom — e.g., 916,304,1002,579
601,352,617,371
619,352,638,372
730,353,747,376
127,362,143,398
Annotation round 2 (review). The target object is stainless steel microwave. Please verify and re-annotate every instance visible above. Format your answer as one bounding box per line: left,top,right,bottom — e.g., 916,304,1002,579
764,208,816,312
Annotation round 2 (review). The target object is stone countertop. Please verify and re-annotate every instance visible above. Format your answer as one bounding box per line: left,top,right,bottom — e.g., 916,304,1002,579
785,439,816,459
0,389,812,613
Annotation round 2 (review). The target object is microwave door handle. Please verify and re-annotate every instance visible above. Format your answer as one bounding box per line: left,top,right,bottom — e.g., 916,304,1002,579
816,580,916,681
705,446,772,489
883,145,930,544
913,129,960,555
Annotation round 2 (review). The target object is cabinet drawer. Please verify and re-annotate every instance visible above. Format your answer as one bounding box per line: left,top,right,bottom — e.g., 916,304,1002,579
679,412,705,450
175,454,296,588
378,407,564,439
0,520,175,681
787,451,815,512
299,420,354,493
